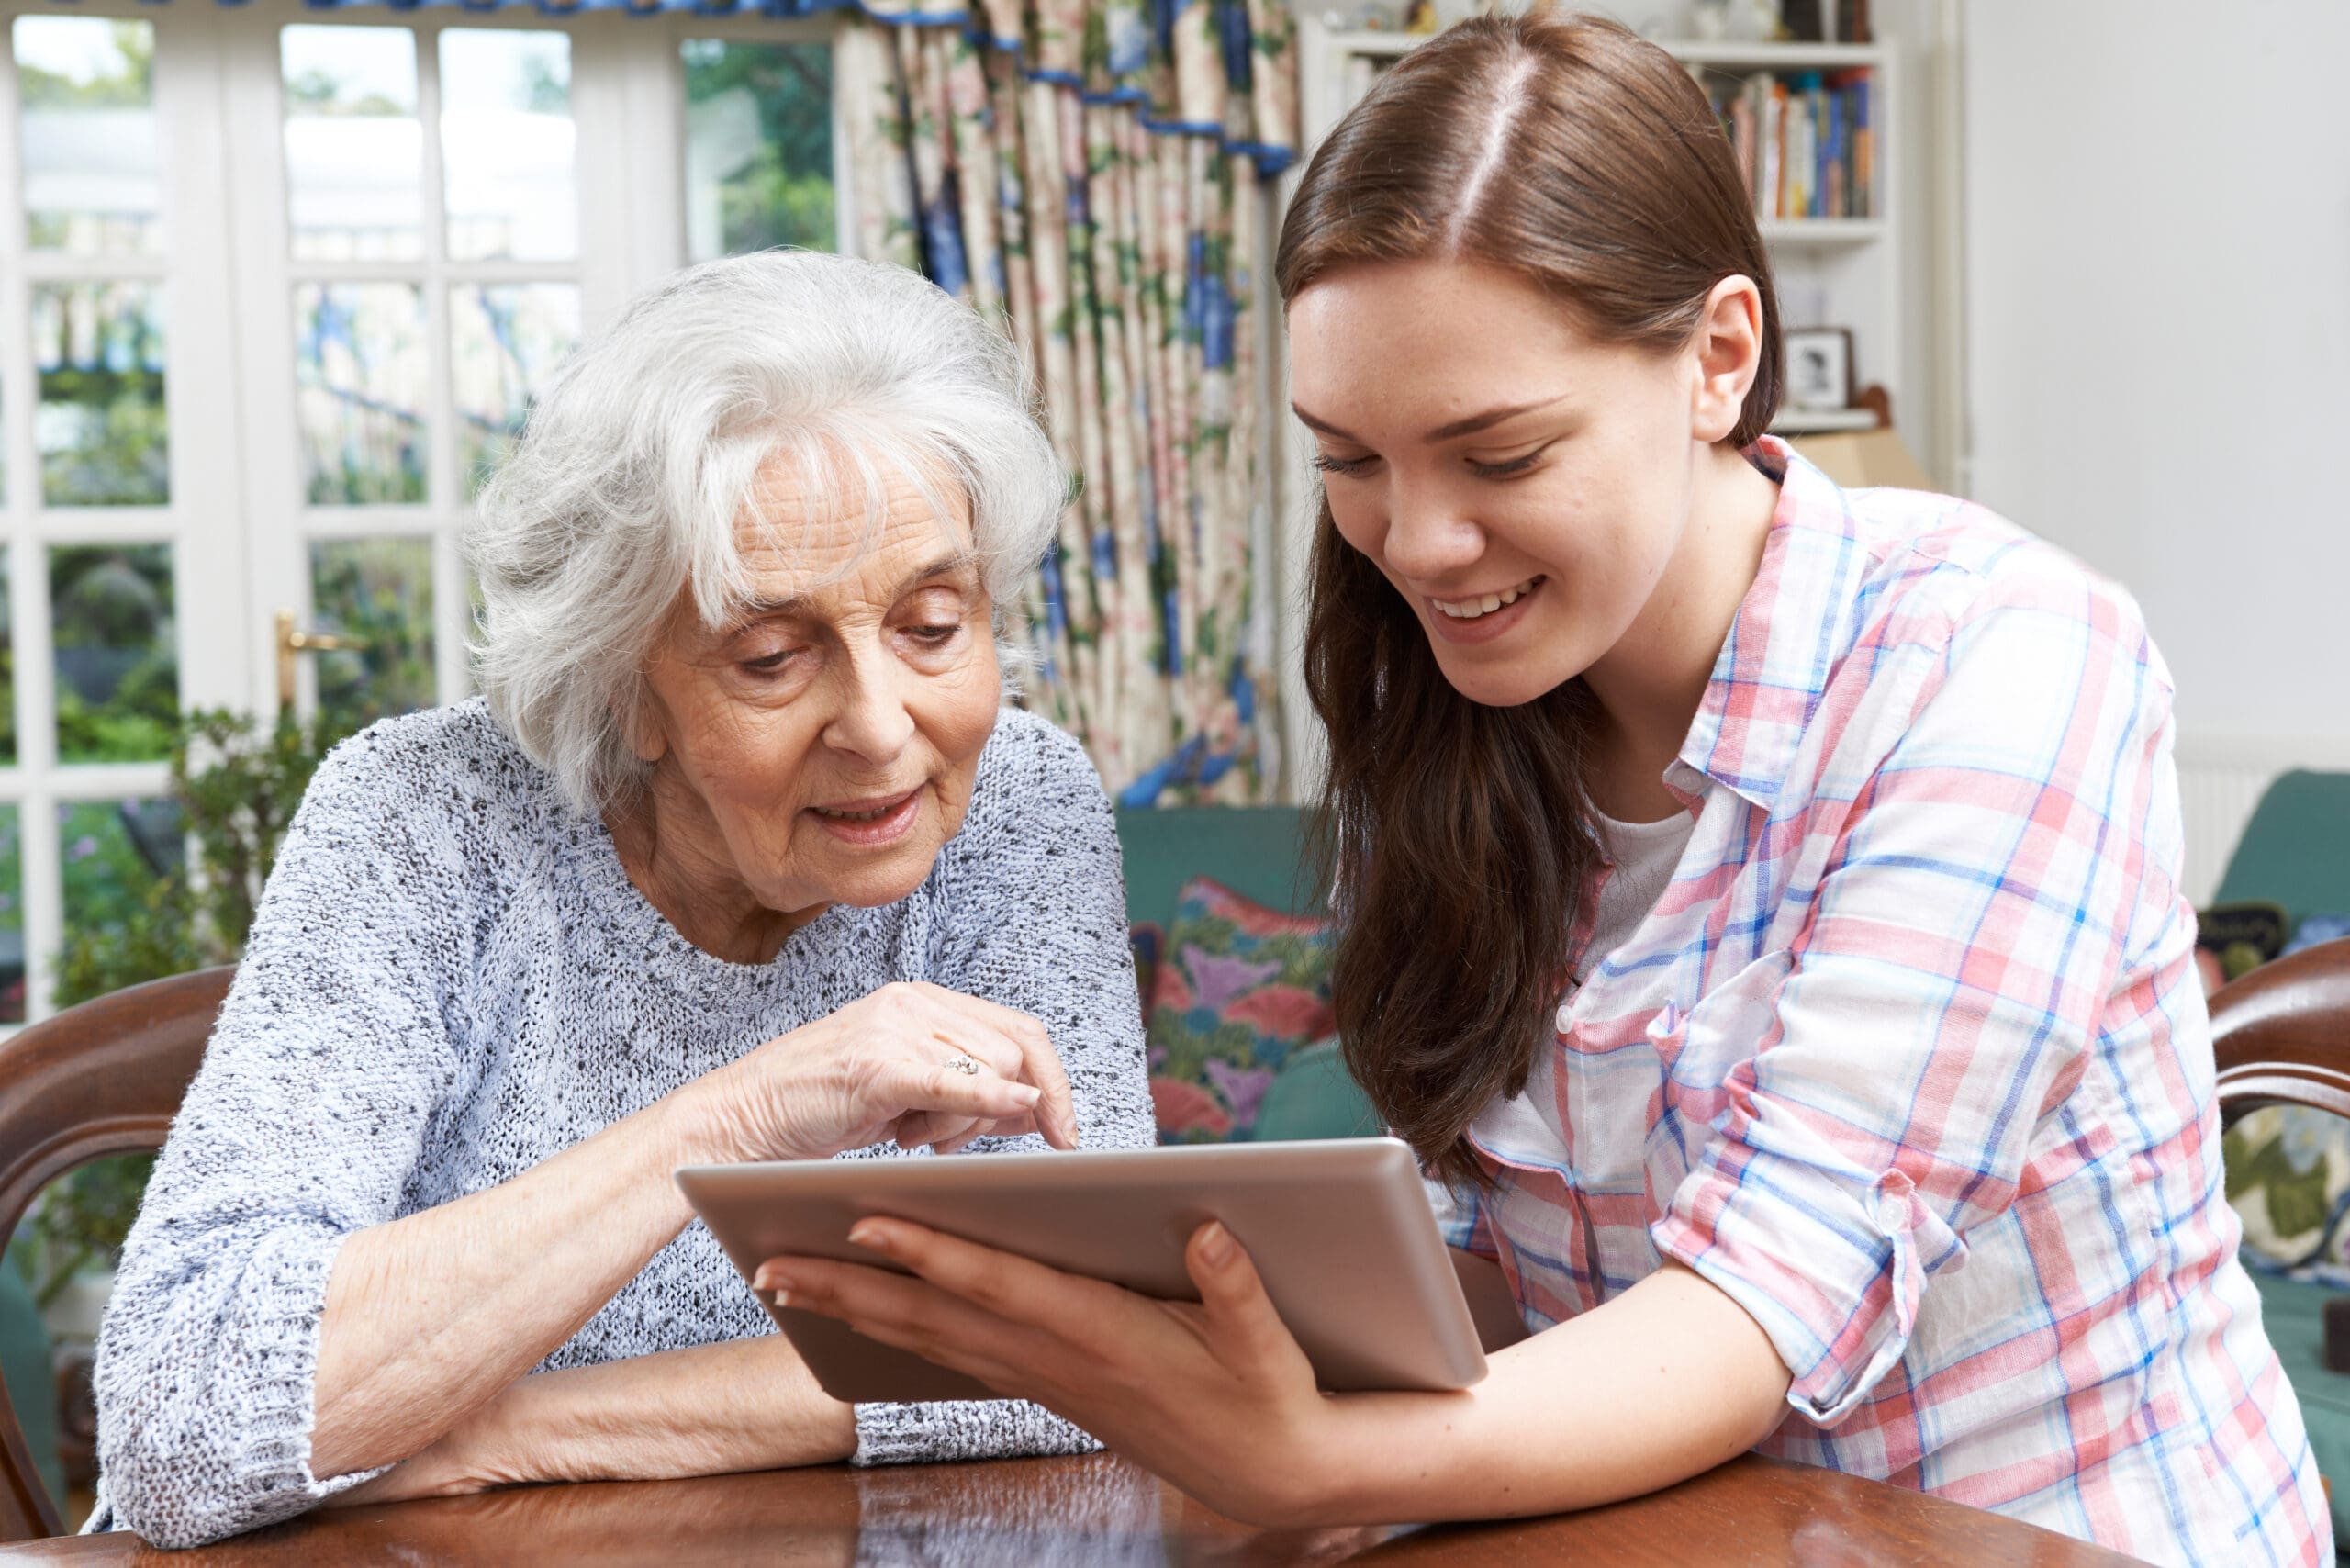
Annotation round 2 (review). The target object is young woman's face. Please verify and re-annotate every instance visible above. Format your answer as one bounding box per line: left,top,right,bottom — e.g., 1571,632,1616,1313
1286,257,1716,707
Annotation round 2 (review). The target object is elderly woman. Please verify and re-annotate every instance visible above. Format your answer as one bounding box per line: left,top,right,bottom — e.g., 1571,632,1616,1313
85,252,1153,1549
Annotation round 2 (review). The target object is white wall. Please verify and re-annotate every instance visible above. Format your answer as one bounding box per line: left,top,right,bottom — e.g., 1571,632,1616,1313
1964,2,2350,895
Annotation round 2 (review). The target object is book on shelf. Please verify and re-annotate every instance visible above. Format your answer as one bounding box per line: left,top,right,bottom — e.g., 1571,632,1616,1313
1704,68,1874,223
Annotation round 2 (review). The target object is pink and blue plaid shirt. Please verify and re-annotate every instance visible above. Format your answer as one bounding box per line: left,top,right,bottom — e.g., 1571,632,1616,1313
1430,440,2328,1565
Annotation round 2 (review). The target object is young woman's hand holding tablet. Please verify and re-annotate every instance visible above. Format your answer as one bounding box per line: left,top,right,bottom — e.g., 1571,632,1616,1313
749,1204,1786,1526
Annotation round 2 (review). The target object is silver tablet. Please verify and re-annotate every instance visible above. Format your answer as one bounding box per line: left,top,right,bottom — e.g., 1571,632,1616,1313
676,1137,1487,1404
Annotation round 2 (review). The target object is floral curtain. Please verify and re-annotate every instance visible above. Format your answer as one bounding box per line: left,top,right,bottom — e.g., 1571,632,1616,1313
837,0,1298,805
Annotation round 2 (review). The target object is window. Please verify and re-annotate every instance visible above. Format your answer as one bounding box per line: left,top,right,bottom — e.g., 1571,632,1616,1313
0,8,202,1026
266,17,588,736
0,0,844,1023
681,36,834,262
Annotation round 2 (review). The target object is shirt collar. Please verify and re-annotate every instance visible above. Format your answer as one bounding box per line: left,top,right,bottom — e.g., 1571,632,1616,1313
1670,436,1867,814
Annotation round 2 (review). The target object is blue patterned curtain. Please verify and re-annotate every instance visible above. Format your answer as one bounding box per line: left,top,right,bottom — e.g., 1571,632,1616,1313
837,0,1297,805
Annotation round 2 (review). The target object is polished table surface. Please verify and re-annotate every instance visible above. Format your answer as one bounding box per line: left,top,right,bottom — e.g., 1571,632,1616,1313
0,1452,2148,1566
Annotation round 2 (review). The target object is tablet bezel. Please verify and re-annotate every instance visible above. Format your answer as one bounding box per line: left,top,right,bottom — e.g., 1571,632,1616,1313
676,1137,1487,1404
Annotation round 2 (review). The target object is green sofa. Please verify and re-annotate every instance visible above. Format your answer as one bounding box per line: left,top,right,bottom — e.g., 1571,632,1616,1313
2213,770,2350,932
1113,805,1321,933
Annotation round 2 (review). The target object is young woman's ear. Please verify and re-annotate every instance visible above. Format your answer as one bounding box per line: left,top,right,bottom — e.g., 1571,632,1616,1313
1690,275,1766,443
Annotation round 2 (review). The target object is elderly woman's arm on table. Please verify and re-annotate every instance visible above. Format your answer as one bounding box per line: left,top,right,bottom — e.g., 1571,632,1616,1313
337,717,1156,1500
87,735,1093,1548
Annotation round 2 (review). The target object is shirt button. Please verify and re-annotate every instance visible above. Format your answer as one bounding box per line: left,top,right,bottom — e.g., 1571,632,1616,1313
1555,1002,1574,1033
1877,1195,1908,1232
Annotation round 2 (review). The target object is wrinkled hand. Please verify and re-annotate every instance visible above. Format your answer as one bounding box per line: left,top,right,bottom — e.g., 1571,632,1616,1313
751,1218,1337,1524
696,982,1078,1162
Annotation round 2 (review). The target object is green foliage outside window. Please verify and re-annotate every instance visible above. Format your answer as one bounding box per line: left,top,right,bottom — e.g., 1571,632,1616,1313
54,801,183,969
14,710,352,1311
37,366,169,508
10,1157,152,1314
282,69,405,117
312,540,435,734
0,588,15,767
55,709,350,1007
15,20,150,110
682,39,835,255
50,546,179,764
53,662,177,764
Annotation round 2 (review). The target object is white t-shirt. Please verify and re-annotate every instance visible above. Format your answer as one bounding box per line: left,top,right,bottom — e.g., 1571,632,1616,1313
1468,807,1696,1160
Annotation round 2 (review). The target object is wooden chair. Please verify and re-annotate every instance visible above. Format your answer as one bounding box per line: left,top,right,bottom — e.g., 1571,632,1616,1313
0,968,234,1543
2210,935,2350,1522
2211,937,2350,1131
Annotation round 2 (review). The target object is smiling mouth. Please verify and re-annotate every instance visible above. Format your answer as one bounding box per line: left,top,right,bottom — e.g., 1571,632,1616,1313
1429,576,1544,620
810,789,921,822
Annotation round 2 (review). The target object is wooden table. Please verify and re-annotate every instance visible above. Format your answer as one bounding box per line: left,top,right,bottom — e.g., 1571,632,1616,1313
0,1452,2148,1566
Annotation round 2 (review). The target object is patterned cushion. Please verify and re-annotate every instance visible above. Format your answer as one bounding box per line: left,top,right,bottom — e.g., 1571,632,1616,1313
1146,877,1336,1143
2217,923,2350,1280
2225,1106,2350,1281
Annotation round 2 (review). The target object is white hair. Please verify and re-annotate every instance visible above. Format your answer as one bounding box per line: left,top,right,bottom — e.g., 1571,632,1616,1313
466,252,1063,816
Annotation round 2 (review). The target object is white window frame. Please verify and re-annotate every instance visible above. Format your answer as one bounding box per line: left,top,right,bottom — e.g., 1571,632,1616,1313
222,3,643,730
0,0,247,1023
222,1,857,724
0,0,856,1025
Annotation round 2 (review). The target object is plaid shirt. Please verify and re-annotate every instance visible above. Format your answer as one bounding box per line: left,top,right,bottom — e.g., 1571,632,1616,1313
1430,441,2328,1566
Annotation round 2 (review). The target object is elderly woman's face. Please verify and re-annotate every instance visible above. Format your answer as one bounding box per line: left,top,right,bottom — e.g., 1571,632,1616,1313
632,459,1001,919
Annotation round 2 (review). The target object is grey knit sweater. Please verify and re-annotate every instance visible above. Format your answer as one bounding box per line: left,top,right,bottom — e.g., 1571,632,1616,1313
86,700,1153,1549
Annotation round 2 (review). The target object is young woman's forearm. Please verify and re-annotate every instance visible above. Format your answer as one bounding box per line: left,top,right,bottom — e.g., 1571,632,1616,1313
310,1089,723,1480
330,1336,856,1505
1310,1262,1790,1525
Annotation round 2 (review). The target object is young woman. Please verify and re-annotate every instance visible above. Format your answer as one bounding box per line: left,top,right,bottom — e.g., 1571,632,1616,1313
758,14,2327,1563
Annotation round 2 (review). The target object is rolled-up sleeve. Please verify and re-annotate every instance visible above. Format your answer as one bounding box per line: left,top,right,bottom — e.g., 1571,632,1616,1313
1650,573,2171,1425
91,736,463,1546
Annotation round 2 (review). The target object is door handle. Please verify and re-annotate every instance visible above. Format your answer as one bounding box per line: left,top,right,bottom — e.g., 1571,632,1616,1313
275,607,370,711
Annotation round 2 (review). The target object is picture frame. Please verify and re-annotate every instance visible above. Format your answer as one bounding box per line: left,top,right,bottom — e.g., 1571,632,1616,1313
1784,327,1855,411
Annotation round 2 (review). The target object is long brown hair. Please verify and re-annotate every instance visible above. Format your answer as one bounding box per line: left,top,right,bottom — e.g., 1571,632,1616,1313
1279,11,1782,1186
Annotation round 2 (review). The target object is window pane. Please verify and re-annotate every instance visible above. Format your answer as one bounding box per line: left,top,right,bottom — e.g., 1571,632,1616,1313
32,283,168,508
0,548,14,767
295,283,427,506
450,282,576,496
0,806,22,1024
681,39,835,262
440,30,575,263
310,538,433,733
13,17,160,256
282,25,421,262
50,545,177,765
59,798,185,945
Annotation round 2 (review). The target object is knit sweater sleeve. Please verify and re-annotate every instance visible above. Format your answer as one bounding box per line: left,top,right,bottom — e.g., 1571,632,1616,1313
89,729,467,1548
846,710,1154,1466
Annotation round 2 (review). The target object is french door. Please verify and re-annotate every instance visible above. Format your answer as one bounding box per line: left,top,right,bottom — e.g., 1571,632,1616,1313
0,0,845,1023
